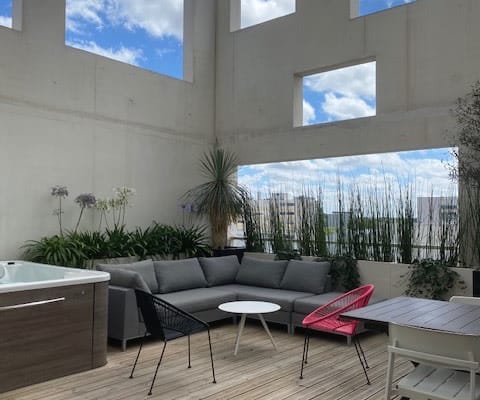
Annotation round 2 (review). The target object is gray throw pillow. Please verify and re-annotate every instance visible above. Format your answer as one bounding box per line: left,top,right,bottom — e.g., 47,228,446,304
235,256,288,289
154,258,208,294
199,256,240,286
280,260,331,294
97,259,158,293
99,265,151,293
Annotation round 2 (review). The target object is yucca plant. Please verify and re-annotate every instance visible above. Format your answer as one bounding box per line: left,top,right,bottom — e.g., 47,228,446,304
183,147,247,249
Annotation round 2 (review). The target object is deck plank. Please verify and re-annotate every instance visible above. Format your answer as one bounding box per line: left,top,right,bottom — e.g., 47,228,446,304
3,322,410,400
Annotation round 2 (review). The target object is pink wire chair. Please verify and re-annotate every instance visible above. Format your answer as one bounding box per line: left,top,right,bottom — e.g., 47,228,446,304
299,284,375,384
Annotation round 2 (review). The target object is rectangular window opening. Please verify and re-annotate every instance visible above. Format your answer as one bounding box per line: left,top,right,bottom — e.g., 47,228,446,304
65,0,185,80
232,0,296,31
237,147,458,261
0,0,13,28
352,0,416,18
299,61,376,127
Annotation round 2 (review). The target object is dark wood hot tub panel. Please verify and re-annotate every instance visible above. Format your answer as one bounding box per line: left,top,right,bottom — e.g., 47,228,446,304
0,282,108,393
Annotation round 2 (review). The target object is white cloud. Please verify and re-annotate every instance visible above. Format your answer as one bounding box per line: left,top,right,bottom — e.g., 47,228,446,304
303,100,316,125
241,0,295,28
238,149,457,210
66,0,105,33
66,0,183,40
304,62,376,99
322,92,375,120
66,40,143,65
105,0,183,40
0,16,12,28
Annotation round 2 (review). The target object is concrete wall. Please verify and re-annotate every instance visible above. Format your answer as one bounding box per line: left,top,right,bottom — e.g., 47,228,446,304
215,0,480,164
0,0,216,258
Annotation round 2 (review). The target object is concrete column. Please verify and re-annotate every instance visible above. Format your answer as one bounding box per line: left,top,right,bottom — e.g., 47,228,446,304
184,0,194,82
12,0,22,31
350,0,359,18
230,0,241,32
20,0,65,45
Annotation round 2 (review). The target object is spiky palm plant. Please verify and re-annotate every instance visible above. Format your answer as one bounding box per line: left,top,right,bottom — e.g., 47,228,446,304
184,147,246,249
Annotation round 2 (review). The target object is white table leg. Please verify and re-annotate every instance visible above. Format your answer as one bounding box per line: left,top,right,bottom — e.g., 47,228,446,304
234,313,247,355
258,314,277,350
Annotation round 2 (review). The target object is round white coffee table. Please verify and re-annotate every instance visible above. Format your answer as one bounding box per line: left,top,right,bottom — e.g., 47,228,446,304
218,301,281,355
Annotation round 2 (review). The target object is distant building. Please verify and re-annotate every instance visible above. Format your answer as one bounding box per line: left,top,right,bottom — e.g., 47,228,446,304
417,197,458,225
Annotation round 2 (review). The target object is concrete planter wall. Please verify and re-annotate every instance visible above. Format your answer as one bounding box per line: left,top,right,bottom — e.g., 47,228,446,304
244,253,473,299
357,261,473,299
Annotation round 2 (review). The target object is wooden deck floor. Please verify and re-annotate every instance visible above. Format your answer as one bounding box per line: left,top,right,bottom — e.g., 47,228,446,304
3,322,411,400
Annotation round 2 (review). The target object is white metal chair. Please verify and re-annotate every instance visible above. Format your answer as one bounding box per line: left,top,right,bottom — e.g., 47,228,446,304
385,323,480,400
450,296,480,306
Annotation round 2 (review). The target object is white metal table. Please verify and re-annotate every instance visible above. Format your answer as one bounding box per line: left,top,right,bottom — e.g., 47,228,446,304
218,301,281,355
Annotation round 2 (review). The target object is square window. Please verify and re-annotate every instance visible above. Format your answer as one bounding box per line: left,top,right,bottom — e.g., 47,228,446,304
65,0,184,80
299,61,376,126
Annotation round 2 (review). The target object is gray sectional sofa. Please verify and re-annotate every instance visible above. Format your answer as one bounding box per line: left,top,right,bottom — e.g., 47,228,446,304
97,255,368,350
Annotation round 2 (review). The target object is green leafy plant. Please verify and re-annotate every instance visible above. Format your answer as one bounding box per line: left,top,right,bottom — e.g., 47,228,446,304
22,234,86,268
275,250,302,261
103,226,138,259
67,230,107,261
328,255,360,292
183,147,246,249
170,225,211,259
404,258,464,300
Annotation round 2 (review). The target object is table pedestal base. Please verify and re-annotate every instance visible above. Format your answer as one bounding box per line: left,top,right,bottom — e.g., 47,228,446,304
233,313,277,355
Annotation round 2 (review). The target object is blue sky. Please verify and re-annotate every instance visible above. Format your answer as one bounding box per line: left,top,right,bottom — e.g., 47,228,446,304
238,148,456,213
303,62,376,125
0,0,415,80
2,0,438,207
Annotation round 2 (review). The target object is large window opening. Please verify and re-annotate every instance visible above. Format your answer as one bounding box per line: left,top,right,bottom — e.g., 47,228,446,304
0,0,12,28
65,0,184,80
353,0,416,18
235,148,458,263
299,61,376,126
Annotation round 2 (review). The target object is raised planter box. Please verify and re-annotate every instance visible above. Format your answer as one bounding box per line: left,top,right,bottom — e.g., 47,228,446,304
245,253,473,299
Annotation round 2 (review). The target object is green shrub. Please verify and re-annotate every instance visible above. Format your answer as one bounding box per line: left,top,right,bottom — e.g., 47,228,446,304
22,235,86,268
404,258,463,300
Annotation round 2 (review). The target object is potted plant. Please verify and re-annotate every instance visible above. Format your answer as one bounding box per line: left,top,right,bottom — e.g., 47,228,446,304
183,146,247,255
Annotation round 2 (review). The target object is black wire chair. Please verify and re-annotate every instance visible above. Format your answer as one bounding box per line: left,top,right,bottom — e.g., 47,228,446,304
129,290,216,396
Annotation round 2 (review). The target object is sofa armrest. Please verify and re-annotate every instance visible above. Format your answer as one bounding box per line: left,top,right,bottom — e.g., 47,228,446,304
107,285,144,346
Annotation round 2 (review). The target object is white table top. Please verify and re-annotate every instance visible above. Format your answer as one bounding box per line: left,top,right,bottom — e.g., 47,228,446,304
219,301,281,314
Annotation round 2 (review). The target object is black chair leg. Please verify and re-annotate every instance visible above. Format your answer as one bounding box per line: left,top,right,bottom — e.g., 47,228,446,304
353,336,370,385
188,335,191,368
357,336,369,369
130,331,147,379
300,329,310,379
148,341,167,396
207,329,216,383
305,331,310,364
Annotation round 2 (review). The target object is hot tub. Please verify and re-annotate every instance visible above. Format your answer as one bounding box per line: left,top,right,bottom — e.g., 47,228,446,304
0,261,110,393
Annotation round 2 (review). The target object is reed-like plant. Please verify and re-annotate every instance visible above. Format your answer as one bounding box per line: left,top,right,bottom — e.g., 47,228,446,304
242,194,265,252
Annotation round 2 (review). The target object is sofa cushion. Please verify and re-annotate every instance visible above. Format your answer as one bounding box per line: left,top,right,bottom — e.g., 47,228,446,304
154,258,208,294
215,284,313,312
96,259,158,293
156,288,237,314
293,292,384,315
98,265,151,293
199,255,240,286
235,256,288,289
280,260,331,294
293,292,346,315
